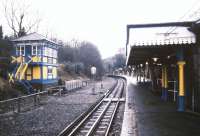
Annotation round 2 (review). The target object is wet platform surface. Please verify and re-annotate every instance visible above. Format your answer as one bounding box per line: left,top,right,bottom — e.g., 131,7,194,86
122,76,200,136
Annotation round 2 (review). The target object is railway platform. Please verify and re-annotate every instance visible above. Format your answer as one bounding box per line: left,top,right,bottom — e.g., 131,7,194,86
121,76,200,136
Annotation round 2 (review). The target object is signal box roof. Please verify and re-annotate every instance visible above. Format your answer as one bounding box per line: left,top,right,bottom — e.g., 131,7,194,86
12,32,60,46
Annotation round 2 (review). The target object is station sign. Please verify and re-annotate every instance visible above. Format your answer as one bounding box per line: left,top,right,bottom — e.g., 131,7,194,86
91,66,97,75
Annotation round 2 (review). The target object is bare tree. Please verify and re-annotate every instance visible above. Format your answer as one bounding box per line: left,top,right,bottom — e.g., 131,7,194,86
2,0,41,37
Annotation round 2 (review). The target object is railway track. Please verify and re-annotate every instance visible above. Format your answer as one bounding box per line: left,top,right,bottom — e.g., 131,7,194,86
58,78,125,136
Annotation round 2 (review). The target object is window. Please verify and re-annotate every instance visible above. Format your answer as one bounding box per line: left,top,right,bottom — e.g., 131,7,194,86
32,45,37,55
43,47,46,56
53,49,57,58
51,49,54,57
37,46,41,56
21,46,25,56
49,48,52,57
16,46,25,56
53,59,57,64
43,47,56,57
32,45,42,56
16,46,20,56
47,57,53,64
45,47,49,56
47,66,53,79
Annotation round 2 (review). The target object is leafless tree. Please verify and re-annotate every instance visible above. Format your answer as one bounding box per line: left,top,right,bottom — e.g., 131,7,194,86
58,40,104,76
2,0,41,37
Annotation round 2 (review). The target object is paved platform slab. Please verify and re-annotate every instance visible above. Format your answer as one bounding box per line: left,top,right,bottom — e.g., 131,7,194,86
121,76,200,136
121,76,138,136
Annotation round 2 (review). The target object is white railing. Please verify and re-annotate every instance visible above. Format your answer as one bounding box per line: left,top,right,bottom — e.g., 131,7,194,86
168,80,178,102
157,78,177,101
65,80,90,91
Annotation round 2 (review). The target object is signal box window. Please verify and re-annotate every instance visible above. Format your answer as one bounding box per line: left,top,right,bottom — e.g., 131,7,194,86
47,66,53,79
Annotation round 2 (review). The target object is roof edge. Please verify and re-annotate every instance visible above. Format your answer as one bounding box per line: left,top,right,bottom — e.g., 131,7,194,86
127,21,195,28
11,32,61,46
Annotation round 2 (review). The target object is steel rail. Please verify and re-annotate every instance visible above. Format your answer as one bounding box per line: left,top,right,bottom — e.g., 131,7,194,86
57,95,104,136
115,79,123,98
106,79,120,98
57,78,124,136
67,101,106,136
119,80,125,98
57,80,118,136
83,80,124,136
86,101,111,136
104,80,124,135
110,79,124,98
68,90,116,135
112,82,121,97
105,100,120,136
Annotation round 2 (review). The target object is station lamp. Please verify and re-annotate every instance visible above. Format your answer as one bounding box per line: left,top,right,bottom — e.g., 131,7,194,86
152,57,158,62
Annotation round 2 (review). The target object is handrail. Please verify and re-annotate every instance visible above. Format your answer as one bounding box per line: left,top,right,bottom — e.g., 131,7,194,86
0,79,90,114
0,91,48,104
19,63,28,80
15,62,23,78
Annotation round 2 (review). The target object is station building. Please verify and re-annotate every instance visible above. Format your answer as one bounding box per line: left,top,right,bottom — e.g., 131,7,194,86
11,32,60,91
126,21,200,113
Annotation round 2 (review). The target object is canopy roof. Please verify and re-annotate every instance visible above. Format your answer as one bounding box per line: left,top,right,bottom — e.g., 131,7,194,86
128,26,195,46
126,21,196,47
126,21,196,65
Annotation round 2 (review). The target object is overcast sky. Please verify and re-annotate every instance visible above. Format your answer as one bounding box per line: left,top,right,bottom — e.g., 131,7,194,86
1,0,200,58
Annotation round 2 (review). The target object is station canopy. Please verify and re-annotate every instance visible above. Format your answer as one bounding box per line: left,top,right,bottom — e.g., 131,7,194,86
126,22,196,65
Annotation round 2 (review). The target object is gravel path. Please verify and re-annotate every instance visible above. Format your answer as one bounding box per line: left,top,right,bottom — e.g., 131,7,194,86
0,77,116,136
